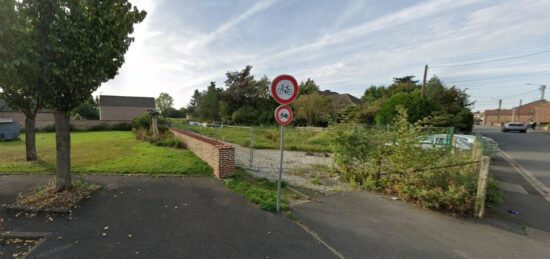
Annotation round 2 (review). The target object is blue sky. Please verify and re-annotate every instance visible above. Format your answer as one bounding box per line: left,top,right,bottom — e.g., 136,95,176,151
97,0,550,112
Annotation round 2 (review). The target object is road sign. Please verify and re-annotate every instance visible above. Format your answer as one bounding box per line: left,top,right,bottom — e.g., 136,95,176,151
274,105,293,126
271,74,299,105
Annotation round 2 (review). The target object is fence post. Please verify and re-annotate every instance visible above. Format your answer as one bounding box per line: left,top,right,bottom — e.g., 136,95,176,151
472,133,480,161
249,127,254,168
447,127,455,152
474,156,490,218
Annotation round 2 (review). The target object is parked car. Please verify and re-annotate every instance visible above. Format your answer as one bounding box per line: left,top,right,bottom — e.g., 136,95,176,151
501,122,528,133
210,121,221,128
420,134,498,157
188,121,199,126
0,121,20,141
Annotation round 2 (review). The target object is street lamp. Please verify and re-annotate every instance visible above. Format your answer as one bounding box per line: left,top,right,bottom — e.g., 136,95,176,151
525,83,547,100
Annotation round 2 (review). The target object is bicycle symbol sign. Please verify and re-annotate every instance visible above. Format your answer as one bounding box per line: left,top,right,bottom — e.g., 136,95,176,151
275,105,293,126
271,74,299,105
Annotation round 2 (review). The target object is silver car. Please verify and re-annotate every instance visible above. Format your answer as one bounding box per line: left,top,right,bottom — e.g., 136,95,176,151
501,122,528,133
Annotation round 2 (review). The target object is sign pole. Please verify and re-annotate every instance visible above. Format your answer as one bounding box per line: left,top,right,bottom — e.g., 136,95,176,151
276,124,284,213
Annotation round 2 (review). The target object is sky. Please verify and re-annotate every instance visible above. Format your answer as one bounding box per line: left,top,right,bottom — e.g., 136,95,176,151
97,0,550,112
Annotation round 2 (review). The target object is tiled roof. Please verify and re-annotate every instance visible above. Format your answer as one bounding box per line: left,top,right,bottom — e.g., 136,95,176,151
99,95,155,108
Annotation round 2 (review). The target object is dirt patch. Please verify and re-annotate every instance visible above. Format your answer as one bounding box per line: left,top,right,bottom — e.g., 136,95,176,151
6,179,99,215
229,142,350,193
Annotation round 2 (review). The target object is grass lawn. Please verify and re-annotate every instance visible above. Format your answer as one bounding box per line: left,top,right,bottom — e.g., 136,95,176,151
179,125,333,153
224,168,302,213
0,131,212,175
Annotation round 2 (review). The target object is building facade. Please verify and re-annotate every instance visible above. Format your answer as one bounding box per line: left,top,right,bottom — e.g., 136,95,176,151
482,100,548,125
99,95,156,121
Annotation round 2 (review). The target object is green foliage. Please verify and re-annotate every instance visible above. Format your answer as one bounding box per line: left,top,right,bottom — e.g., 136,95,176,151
232,106,260,125
331,108,499,214
164,107,186,118
453,108,474,133
299,78,320,95
0,131,211,175
156,92,174,116
72,102,99,120
188,66,277,124
197,82,221,122
293,93,332,126
376,92,440,125
25,0,147,112
131,113,167,130
224,169,288,212
0,0,43,117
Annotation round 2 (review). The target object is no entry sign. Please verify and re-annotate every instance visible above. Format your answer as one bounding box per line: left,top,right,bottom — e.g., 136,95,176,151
271,74,299,105
274,105,293,126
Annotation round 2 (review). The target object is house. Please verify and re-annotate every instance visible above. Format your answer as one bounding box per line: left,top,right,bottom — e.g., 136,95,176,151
482,100,548,125
0,99,55,128
534,102,550,128
98,95,156,121
318,90,362,109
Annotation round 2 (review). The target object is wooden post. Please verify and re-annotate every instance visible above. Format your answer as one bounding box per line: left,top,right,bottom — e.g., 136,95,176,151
471,137,479,161
451,136,457,155
474,156,490,218
151,115,159,139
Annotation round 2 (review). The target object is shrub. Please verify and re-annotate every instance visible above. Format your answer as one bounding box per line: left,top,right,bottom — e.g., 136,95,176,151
132,113,167,130
231,106,260,125
331,107,499,214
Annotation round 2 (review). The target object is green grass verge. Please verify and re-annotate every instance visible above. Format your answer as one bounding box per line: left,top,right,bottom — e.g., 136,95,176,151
0,131,212,176
224,168,297,212
175,125,332,153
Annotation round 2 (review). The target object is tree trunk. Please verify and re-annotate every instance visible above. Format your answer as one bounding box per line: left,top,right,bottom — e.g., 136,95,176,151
24,115,38,161
54,110,72,191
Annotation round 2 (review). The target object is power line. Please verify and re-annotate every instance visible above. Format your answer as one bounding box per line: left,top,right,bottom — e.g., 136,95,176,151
431,49,550,68
444,70,550,84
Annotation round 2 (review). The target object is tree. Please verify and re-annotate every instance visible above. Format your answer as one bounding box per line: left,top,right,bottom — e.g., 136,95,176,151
164,107,186,118
0,0,43,161
375,92,440,125
156,92,174,116
72,95,99,120
27,0,146,190
198,82,220,122
293,93,332,126
299,78,320,95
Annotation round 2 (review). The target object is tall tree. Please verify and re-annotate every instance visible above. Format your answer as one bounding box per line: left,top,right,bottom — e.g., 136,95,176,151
198,82,220,122
299,78,320,95
0,0,43,161
27,0,146,190
156,92,174,116
293,93,332,126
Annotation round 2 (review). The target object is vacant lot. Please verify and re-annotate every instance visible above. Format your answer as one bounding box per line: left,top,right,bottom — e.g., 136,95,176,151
180,125,332,152
0,131,211,175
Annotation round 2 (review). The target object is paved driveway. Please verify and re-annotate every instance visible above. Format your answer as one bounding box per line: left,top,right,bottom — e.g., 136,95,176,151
0,175,335,258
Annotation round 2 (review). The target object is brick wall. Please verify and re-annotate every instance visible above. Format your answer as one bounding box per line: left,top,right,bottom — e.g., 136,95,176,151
99,106,152,121
170,128,235,178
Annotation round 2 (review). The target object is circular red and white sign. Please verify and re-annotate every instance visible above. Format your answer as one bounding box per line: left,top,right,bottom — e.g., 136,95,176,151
271,74,299,105
274,105,293,126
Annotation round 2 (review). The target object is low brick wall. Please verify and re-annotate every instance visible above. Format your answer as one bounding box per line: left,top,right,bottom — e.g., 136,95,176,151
170,128,235,178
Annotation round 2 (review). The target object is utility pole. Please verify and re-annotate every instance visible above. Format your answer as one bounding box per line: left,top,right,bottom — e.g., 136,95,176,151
496,99,502,125
517,99,522,122
422,64,428,97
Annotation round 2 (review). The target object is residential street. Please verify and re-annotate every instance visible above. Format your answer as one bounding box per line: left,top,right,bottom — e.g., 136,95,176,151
475,126,550,236
476,126,550,187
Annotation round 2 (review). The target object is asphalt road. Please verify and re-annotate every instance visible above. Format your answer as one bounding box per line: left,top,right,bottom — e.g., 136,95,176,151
0,175,335,258
475,126,550,187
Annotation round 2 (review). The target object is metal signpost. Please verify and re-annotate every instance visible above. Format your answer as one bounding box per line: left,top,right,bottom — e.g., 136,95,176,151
271,74,299,213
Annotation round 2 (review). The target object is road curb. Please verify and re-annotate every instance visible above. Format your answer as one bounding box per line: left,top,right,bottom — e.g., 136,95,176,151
498,149,550,203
